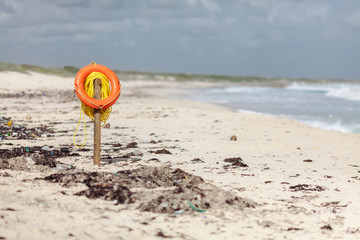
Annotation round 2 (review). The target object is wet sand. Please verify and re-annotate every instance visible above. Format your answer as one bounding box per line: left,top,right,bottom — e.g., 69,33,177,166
0,71,360,239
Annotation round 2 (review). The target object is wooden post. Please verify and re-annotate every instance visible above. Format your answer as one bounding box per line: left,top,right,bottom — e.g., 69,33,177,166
94,78,102,166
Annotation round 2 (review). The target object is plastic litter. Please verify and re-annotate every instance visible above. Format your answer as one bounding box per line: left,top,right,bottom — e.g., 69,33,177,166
187,200,206,212
174,209,184,215
262,164,270,170
41,146,50,151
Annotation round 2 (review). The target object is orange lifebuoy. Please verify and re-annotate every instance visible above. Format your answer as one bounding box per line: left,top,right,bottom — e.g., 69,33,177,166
74,64,121,109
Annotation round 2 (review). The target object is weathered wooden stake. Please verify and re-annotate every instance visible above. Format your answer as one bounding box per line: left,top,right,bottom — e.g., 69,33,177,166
94,78,102,166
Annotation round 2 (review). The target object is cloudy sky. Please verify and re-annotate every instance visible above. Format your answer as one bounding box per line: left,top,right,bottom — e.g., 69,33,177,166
1,0,359,79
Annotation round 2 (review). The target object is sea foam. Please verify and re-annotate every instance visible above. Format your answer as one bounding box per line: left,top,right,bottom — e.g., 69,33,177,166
286,82,360,101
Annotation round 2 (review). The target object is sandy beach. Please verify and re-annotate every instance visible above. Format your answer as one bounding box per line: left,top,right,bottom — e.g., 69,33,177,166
0,70,360,239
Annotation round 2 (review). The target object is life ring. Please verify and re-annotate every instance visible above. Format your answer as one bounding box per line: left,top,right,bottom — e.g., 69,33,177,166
74,64,121,109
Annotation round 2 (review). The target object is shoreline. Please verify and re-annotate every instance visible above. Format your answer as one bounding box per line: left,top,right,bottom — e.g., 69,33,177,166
1,71,360,239
179,84,360,136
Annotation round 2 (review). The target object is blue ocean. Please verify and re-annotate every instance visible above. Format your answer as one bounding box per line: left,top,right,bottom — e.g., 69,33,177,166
189,82,360,134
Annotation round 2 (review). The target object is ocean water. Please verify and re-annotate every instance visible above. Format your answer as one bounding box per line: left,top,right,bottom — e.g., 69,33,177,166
189,82,360,134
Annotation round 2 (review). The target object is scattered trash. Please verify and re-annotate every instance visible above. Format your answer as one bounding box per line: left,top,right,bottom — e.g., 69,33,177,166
41,145,50,151
174,209,184,215
303,159,313,162
0,117,54,140
230,135,237,141
104,123,110,128
188,200,207,212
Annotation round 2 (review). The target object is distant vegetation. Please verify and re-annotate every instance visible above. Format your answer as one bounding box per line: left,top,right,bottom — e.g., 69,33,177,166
0,61,355,86
0,62,79,77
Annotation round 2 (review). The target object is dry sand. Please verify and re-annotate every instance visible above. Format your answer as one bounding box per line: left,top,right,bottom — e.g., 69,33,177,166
0,71,360,240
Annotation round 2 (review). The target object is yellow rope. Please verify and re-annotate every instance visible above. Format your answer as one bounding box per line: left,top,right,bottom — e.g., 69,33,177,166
81,71,112,125
73,69,112,148
73,108,87,148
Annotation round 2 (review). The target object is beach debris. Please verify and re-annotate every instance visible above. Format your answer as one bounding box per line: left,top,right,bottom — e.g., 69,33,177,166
223,157,248,168
148,149,172,154
264,181,272,184
113,143,122,147
289,184,326,192
0,117,54,140
41,145,51,151
0,146,78,170
126,142,138,148
75,184,135,204
132,149,143,156
41,166,256,213
320,201,348,213
174,209,184,215
351,176,360,180
230,135,237,141
26,115,32,120
146,158,160,163
281,182,290,184
188,200,206,212
286,227,303,231
156,230,172,238
60,148,70,153
191,158,205,163
257,219,273,228
104,123,110,128
303,159,313,162
0,172,11,177
150,140,157,144
241,174,254,177
261,163,270,170
321,224,333,230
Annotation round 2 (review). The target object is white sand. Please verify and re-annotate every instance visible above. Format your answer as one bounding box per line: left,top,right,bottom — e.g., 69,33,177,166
0,71,360,239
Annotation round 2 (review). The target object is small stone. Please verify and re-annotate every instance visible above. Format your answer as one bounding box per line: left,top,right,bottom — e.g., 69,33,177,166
230,135,237,141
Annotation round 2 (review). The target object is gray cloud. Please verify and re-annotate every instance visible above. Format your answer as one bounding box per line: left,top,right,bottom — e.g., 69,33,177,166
0,0,359,79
